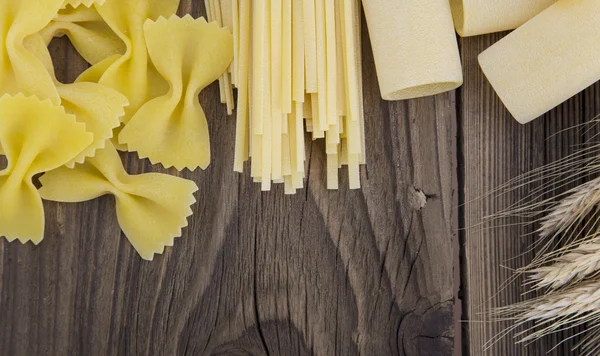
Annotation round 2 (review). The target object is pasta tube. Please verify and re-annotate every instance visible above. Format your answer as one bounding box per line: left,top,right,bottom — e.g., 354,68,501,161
361,0,463,100
450,0,557,37
478,0,600,124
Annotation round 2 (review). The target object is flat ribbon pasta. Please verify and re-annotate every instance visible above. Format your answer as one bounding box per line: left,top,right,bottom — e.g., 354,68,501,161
41,5,125,65
0,94,93,243
0,0,65,104
119,16,233,170
24,33,129,166
39,142,199,260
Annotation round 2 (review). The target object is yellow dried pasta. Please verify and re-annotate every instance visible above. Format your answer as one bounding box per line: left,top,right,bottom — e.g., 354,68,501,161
0,94,93,244
58,83,129,167
76,54,121,83
24,33,129,166
450,0,558,37
40,5,126,65
119,15,233,170
219,0,366,191
478,0,600,124
0,0,64,104
39,142,199,261
361,0,462,100
84,0,179,124
62,0,105,8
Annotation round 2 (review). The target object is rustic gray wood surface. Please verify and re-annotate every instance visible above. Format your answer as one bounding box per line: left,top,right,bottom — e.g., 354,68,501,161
0,2,457,356
460,33,600,355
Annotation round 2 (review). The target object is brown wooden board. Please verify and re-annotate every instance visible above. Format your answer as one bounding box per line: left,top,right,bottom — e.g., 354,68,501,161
459,33,600,355
0,2,457,355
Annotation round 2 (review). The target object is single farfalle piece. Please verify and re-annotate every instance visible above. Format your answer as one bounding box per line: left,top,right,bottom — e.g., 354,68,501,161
41,4,125,65
0,0,65,104
39,142,199,260
62,0,105,8
58,83,128,167
22,33,129,166
0,94,93,243
119,16,233,170
82,0,180,125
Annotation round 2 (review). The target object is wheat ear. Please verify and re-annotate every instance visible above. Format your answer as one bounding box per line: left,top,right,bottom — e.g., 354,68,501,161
526,176,600,269
495,279,600,343
528,242,600,290
523,281,600,321
538,176,600,239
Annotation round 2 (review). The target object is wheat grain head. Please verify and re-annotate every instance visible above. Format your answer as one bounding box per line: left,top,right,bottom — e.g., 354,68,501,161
538,176,600,240
494,279,600,344
528,242,600,290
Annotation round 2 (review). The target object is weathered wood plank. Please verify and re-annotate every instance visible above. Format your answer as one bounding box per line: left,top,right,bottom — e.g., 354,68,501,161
0,2,457,355
460,33,600,355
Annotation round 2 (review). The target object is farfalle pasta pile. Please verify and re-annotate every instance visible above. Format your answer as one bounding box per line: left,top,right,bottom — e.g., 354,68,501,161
0,0,233,260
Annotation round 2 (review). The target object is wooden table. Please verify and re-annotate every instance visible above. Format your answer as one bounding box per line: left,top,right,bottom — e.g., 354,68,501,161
461,33,599,355
0,2,593,355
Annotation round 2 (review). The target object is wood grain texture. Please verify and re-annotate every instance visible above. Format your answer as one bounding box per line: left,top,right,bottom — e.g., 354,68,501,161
0,2,457,356
460,34,600,355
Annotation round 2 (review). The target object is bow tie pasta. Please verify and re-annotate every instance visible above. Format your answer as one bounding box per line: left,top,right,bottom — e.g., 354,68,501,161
119,15,234,170
41,4,126,65
39,142,199,260
62,0,106,8
73,0,179,150
58,83,129,167
0,0,233,259
22,33,129,167
0,0,65,104
0,94,93,244
84,0,179,123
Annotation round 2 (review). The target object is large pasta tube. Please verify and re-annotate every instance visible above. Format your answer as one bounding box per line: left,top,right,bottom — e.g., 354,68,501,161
450,0,557,37
361,0,462,100
478,0,600,124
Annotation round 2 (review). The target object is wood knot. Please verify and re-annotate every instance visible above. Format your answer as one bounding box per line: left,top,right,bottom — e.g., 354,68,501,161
409,186,429,211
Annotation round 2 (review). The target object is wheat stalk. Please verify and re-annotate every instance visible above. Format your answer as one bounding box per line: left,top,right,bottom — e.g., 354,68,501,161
528,242,600,290
522,281,600,322
577,320,600,356
523,176,600,270
493,279,600,344
478,128,600,351
496,177,600,351
538,176,600,239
